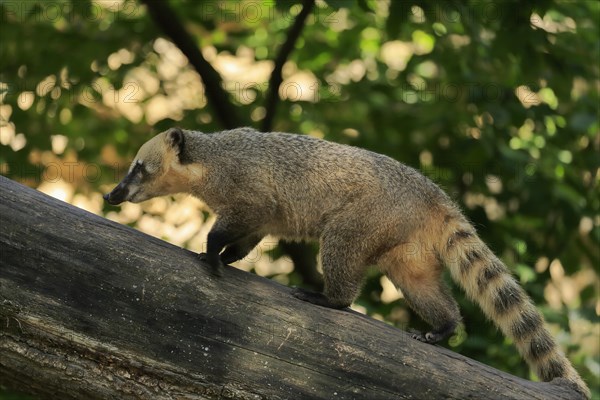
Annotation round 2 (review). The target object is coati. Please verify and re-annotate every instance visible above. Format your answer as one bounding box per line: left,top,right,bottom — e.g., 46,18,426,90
104,127,590,398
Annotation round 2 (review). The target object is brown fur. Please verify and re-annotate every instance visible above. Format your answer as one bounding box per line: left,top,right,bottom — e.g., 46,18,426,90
104,127,590,398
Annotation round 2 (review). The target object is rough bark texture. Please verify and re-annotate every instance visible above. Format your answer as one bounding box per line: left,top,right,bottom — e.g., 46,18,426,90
0,176,578,399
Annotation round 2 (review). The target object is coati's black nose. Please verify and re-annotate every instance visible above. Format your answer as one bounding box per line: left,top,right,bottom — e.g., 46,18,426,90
103,192,119,205
103,187,126,205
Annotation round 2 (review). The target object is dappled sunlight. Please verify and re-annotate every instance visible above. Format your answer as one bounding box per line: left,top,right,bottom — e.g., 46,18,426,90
126,67,160,99
213,47,273,84
37,179,74,203
280,71,319,102
72,192,104,214
0,124,26,152
350,303,367,315
515,85,542,108
144,95,181,125
236,236,294,277
50,134,68,155
547,259,598,311
463,192,506,221
380,40,413,72
107,48,135,71
17,91,34,110
380,276,403,303
106,201,142,224
531,12,577,34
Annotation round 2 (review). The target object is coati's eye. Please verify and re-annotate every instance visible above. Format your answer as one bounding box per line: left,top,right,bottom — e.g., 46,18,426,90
129,159,143,174
135,162,151,179
128,160,149,180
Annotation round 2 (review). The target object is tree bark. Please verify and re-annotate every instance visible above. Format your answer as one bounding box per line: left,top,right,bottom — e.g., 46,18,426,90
0,176,578,399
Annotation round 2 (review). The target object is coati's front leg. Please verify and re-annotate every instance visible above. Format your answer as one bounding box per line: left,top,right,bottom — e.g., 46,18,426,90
202,229,237,276
219,234,263,265
201,215,261,276
199,234,263,267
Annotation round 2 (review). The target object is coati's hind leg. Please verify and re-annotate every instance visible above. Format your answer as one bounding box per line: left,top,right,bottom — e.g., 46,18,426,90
403,282,460,343
380,243,461,344
293,235,367,310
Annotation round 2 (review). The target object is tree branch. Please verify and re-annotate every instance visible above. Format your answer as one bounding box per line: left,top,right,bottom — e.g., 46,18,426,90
140,0,243,129
261,0,315,132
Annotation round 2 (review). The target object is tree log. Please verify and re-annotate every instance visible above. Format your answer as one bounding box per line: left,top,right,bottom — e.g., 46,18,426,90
0,176,577,399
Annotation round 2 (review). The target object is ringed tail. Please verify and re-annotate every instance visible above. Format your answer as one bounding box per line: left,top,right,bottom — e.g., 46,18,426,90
436,216,590,399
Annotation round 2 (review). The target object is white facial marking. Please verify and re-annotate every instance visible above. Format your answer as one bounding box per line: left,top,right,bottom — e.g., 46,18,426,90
128,159,143,173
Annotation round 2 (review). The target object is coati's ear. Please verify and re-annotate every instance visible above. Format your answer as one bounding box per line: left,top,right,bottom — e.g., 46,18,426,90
166,127,185,155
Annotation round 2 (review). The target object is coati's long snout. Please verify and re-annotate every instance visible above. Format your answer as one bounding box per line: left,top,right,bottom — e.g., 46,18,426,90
103,168,140,205
103,183,127,205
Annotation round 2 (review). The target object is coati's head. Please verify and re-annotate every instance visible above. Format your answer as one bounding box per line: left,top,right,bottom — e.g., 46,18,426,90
104,127,197,205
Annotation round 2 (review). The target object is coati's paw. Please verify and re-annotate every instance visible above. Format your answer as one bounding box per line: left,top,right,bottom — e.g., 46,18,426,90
410,322,456,344
198,252,224,277
210,263,224,277
292,288,349,310
410,330,443,344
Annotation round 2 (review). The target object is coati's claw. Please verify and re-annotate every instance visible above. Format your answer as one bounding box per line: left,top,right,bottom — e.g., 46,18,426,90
410,323,456,344
198,252,224,277
410,330,439,344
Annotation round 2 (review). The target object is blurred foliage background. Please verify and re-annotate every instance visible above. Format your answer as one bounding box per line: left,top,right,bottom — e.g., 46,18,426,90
1,0,598,398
